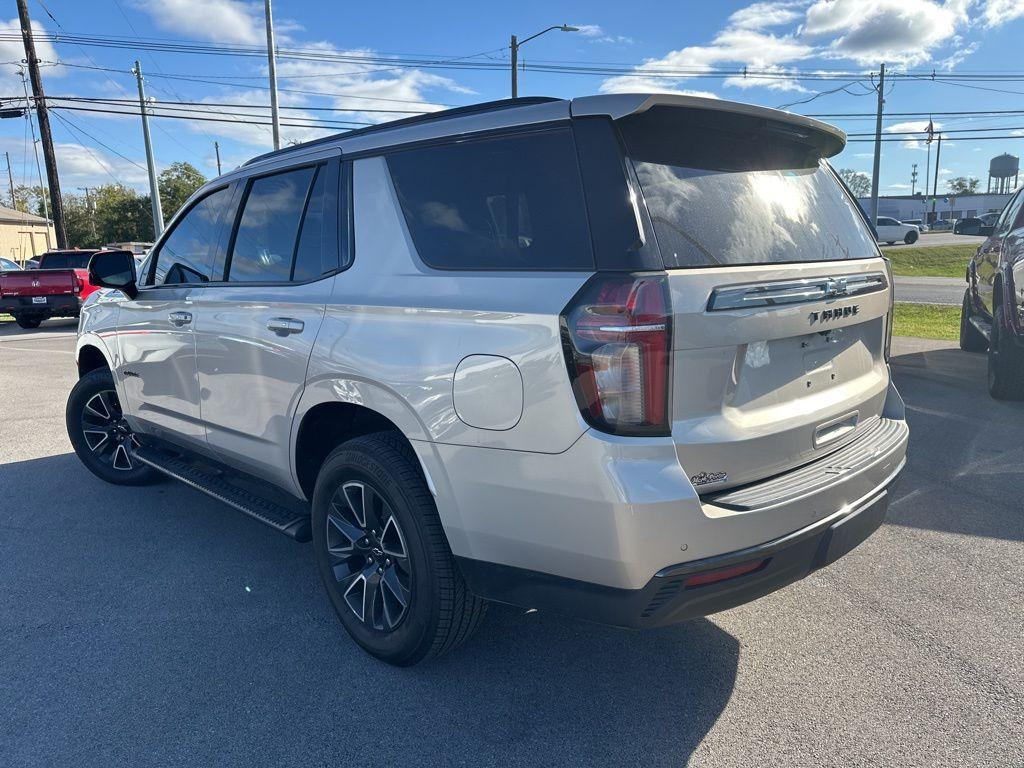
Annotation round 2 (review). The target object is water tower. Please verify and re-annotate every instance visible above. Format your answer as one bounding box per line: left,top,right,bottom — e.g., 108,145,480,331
987,153,1019,193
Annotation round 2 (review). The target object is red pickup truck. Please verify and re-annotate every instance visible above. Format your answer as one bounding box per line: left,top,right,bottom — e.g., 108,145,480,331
0,249,100,329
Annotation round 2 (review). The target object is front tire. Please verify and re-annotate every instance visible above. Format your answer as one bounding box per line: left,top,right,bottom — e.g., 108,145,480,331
66,368,160,485
987,305,1024,400
904,230,918,245
959,290,988,352
312,432,485,666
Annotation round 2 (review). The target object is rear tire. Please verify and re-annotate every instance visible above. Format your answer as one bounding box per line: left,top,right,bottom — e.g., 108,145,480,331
886,241,895,245
66,368,161,485
904,230,918,245
959,290,988,352
15,315,41,329
987,305,1024,400
312,431,486,666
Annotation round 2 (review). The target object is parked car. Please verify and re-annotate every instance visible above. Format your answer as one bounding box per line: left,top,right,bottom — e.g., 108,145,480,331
68,94,909,665
875,217,919,244
0,249,101,328
903,218,928,232
930,218,953,231
953,217,993,236
0,257,20,271
960,187,1024,399
23,259,39,269
979,212,1000,228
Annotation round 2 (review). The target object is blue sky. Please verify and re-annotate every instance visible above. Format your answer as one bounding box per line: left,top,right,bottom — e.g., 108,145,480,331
1,0,1023,197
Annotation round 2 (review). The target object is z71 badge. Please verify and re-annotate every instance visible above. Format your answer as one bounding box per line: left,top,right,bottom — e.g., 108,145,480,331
810,305,859,324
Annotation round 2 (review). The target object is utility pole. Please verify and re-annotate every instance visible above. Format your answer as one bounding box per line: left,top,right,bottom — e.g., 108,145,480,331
21,69,51,249
931,133,942,220
133,60,164,237
78,186,97,245
510,34,519,98
911,163,918,196
264,0,281,150
868,62,885,225
4,152,14,209
16,0,66,248
214,141,222,175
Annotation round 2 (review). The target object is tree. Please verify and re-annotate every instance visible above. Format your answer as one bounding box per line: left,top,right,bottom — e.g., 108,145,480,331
158,161,207,220
92,184,154,244
12,184,48,217
837,168,872,197
62,193,97,248
947,176,979,195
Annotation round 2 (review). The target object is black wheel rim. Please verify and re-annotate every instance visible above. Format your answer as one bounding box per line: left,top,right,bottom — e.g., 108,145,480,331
326,481,412,632
80,389,140,471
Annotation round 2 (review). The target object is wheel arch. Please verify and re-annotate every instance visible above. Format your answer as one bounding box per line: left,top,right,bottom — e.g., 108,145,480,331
76,335,114,378
291,377,437,502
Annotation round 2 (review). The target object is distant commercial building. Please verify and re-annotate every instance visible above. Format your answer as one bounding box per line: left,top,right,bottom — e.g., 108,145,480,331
0,205,55,265
856,191,1016,223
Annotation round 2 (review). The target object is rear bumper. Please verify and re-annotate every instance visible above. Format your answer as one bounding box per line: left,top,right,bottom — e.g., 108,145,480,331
458,459,902,628
0,295,80,317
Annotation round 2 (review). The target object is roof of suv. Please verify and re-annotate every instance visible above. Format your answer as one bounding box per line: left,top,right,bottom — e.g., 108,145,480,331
240,93,846,173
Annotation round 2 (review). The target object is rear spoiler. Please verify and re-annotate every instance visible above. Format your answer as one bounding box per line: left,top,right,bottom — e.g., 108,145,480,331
570,93,846,159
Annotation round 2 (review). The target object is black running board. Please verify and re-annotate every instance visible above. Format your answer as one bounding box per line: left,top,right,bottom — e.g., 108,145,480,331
134,444,311,542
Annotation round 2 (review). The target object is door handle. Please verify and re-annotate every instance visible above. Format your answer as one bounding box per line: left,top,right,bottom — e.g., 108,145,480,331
168,310,192,327
266,317,304,335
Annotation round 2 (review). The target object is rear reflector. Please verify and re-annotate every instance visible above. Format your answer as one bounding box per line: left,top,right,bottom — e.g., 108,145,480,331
684,558,769,589
560,272,672,436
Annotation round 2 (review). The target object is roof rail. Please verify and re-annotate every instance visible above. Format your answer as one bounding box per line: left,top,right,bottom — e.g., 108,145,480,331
242,96,561,167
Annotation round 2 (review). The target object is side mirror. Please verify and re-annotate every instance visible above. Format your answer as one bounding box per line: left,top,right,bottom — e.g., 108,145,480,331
88,249,138,299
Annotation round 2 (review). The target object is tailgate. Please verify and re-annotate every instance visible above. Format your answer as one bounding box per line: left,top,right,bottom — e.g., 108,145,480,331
0,269,77,297
668,260,890,491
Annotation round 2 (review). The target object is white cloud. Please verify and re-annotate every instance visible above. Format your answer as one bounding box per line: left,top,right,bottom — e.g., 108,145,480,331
0,18,61,93
573,24,605,37
803,0,963,66
887,183,912,189
598,76,718,99
981,0,1024,27
133,0,303,45
729,1,804,30
601,26,812,95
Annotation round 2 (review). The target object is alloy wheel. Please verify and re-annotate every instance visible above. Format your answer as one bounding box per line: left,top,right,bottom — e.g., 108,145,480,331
80,389,140,471
325,480,413,632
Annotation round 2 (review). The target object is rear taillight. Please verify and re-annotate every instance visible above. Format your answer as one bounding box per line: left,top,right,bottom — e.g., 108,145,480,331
73,275,83,294
561,272,672,436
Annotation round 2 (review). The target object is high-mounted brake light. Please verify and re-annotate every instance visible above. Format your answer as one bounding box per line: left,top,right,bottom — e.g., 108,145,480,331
561,273,672,436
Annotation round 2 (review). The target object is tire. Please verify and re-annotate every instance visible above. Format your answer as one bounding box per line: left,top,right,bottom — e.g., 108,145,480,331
904,230,918,245
15,315,41,329
987,305,1024,400
959,290,988,352
312,431,486,666
65,368,161,485
886,241,895,245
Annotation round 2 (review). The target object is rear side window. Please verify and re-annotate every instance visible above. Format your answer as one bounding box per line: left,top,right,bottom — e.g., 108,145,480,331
386,129,594,270
620,107,878,268
228,166,317,282
151,186,233,285
39,252,94,269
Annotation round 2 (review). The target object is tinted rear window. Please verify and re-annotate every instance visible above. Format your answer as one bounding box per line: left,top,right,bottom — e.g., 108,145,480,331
620,107,877,268
40,252,95,269
386,128,594,271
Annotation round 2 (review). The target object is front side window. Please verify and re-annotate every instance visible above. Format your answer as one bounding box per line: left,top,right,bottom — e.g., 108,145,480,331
150,186,233,285
227,166,317,282
386,128,594,271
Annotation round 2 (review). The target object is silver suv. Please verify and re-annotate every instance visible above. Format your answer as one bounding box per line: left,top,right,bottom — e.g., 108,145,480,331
68,94,908,666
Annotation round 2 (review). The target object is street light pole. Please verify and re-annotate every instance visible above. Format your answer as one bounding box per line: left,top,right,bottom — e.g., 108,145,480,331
509,25,579,98
134,60,164,238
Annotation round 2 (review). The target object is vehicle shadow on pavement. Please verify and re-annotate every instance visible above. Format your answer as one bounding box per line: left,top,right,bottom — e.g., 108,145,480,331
0,452,739,768
888,347,1024,543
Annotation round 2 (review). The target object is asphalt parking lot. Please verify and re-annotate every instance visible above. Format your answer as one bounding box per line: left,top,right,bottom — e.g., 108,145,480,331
880,232,986,248
1,319,1021,768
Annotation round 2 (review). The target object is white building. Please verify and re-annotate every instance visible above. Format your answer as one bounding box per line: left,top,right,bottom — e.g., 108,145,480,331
856,191,1016,223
